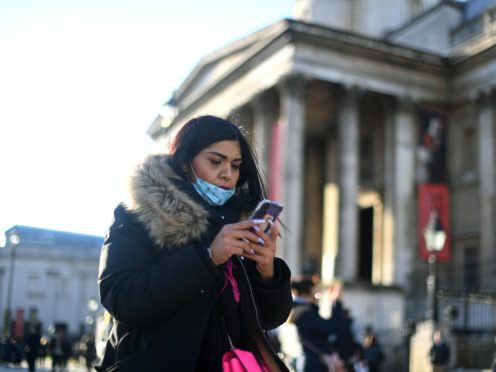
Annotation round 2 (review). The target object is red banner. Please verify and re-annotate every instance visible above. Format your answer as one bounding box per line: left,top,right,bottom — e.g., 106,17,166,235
418,183,451,262
14,308,24,339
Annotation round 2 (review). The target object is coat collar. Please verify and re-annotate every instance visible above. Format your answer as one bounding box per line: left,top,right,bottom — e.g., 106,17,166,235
124,154,209,249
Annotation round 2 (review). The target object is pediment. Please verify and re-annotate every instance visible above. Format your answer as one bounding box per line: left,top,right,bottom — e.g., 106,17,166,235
172,20,291,109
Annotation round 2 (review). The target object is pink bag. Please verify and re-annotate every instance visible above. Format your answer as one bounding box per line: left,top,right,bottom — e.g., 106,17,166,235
222,348,269,372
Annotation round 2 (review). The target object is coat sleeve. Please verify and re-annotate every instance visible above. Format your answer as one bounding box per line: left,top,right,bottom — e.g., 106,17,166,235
98,205,220,328
244,258,293,330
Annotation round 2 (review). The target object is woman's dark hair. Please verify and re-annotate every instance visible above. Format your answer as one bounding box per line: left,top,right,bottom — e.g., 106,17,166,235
169,115,266,209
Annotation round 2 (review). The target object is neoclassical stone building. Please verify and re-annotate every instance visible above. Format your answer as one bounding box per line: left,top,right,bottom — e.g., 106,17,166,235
0,226,103,336
148,0,496,330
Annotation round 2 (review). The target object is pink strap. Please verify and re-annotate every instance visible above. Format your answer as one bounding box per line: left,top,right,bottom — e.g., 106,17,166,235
218,259,240,303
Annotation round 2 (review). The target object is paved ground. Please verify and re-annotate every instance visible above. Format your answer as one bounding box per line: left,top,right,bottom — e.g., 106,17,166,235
1,361,491,372
0,361,88,372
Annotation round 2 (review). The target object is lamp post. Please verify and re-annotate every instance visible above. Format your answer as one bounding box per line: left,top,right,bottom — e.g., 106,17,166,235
86,298,99,334
423,211,446,322
3,230,20,336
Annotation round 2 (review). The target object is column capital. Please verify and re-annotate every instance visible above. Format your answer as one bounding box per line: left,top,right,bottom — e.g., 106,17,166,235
252,90,273,115
396,94,417,111
475,88,496,108
278,74,307,98
341,83,364,95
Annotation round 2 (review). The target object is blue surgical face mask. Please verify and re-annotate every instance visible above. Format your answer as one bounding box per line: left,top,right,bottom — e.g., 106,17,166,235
192,177,235,206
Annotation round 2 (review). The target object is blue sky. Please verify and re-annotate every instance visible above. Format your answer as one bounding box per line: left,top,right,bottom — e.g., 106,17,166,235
0,0,292,245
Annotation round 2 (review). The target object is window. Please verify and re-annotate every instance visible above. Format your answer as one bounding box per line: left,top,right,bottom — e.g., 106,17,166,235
346,0,360,31
56,278,70,299
463,246,479,291
462,127,476,175
27,273,45,298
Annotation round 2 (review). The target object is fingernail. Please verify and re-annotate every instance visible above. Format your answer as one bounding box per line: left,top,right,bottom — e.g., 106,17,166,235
252,225,260,232
257,237,265,245
252,219,266,224
250,249,255,254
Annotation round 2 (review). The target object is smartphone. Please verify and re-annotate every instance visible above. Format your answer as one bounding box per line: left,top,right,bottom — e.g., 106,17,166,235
249,199,284,234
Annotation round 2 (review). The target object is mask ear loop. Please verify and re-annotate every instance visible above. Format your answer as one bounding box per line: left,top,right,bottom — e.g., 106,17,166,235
189,162,199,181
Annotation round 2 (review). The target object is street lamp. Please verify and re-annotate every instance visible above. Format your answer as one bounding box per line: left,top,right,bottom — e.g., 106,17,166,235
3,230,20,336
423,211,446,322
86,298,99,334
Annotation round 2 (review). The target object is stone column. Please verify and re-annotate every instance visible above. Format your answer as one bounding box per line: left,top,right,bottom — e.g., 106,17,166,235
251,93,272,185
322,134,339,285
381,97,396,285
477,92,495,288
393,98,416,287
277,75,306,276
335,87,360,280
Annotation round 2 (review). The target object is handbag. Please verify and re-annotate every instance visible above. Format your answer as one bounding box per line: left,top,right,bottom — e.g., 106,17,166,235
222,347,270,372
221,318,269,372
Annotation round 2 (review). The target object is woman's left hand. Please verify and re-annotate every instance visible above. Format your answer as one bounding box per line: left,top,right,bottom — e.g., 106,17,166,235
244,220,279,280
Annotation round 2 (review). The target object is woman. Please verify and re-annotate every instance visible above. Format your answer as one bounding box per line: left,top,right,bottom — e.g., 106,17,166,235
96,115,292,371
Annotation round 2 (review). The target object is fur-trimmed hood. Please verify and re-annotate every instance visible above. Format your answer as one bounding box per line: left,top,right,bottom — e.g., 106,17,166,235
124,154,210,249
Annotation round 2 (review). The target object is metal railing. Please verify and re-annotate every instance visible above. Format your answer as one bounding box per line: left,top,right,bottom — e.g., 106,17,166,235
437,289,496,331
375,323,415,372
437,289,496,369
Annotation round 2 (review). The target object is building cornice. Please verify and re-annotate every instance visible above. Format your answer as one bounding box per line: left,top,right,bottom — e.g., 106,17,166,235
289,19,448,74
150,19,454,139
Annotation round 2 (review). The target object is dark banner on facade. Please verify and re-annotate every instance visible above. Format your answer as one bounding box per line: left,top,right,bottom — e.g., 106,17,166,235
417,110,447,183
418,183,451,262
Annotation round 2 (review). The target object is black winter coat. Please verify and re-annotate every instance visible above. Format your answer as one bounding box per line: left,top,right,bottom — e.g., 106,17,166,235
96,154,292,372
291,299,337,372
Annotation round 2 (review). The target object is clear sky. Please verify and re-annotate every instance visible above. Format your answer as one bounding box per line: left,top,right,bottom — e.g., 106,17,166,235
0,0,293,245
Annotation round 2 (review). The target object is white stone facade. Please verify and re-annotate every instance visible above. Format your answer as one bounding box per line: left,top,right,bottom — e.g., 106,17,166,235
0,226,102,337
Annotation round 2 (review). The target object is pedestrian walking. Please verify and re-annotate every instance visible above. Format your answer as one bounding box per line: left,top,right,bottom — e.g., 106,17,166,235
290,277,344,372
49,328,71,372
24,326,41,372
361,329,384,372
429,329,450,372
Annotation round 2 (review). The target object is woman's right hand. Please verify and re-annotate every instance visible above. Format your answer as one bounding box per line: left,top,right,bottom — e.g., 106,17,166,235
209,219,265,266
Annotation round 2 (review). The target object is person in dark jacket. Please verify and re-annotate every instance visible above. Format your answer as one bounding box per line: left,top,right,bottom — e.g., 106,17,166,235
79,333,97,372
329,283,356,366
24,326,41,372
361,329,384,372
429,330,450,372
97,115,293,372
49,329,71,372
290,277,343,372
